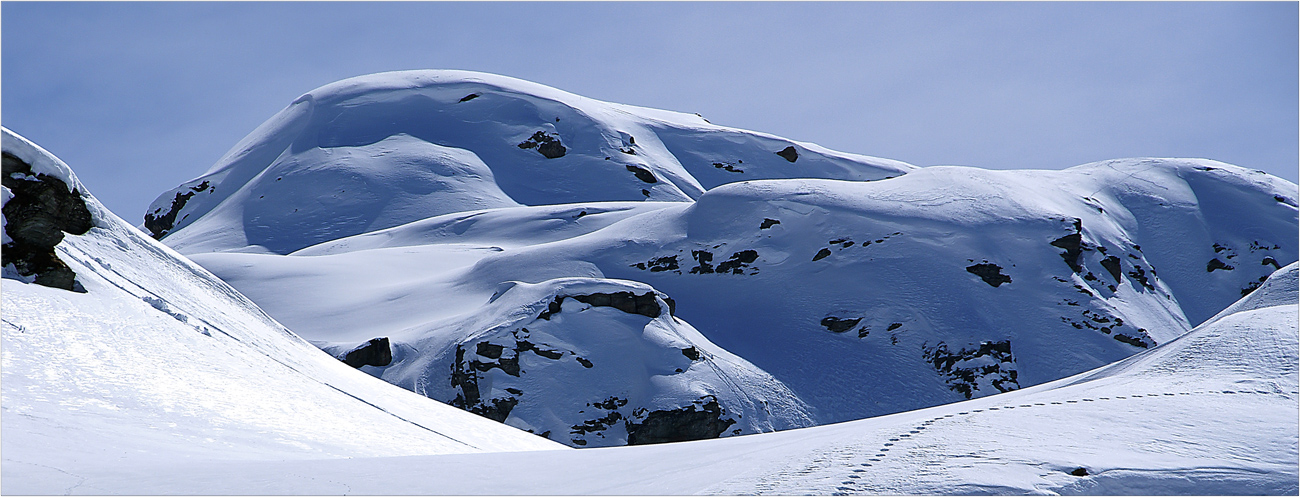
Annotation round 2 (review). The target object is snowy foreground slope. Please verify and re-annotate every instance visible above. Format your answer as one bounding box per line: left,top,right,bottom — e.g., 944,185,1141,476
15,259,1297,495
1,128,565,494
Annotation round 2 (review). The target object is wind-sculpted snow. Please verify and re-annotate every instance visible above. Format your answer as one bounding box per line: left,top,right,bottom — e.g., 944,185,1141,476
149,70,912,254
1,128,564,494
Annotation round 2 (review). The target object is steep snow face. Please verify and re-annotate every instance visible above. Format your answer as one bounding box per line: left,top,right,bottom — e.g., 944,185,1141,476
1,128,564,489
20,265,1294,495
148,70,913,254
326,277,815,448
189,158,1297,427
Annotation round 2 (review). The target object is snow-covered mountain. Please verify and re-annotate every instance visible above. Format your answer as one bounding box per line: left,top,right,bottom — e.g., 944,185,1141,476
151,71,1298,435
146,70,912,255
1,127,565,493
12,242,1295,494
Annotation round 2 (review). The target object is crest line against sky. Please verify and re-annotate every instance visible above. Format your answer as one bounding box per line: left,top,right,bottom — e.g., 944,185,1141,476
3,1,1296,221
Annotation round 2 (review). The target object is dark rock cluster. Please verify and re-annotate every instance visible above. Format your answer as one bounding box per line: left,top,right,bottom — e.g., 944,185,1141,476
811,232,903,262
143,180,212,240
2,152,93,292
921,340,1020,399
449,328,585,423
1058,308,1152,349
538,291,670,320
712,161,744,173
689,249,759,275
625,395,736,445
630,255,680,273
517,131,567,159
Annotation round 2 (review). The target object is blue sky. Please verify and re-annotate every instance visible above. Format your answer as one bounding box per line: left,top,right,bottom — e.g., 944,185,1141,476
3,2,1297,221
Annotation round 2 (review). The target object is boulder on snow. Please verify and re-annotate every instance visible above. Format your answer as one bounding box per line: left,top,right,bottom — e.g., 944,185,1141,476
2,151,93,292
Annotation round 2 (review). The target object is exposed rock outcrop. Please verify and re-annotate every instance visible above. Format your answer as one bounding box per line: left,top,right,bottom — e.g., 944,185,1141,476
2,151,93,292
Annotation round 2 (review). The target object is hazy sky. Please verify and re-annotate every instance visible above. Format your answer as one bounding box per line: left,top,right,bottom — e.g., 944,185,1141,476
3,2,1297,222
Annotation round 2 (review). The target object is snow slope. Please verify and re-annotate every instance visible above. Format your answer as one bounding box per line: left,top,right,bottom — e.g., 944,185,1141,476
148,70,913,254
148,71,1295,442
20,263,1296,495
1,128,564,494
188,157,1298,426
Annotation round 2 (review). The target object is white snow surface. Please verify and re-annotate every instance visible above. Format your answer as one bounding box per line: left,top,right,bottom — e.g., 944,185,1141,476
149,70,913,255
186,155,1298,426
1,128,565,494
11,254,1296,494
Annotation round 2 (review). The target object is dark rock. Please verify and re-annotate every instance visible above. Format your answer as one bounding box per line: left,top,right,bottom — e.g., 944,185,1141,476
1206,258,1234,272
641,189,650,197
538,296,565,320
1112,333,1150,348
625,165,658,183
715,250,758,274
1242,275,1270,296
712,162,744,173
776,146,799,163
1263,256,1281,270
143,180,212,240
341,337,393,368
821,316,862,333
473,397,518,423
1100,256,1123,283
821,316,863,331
576,357,593,368
858,326,870,338
1070,468,1089,477
1126,265,1154,290
681,346,701,361
887,323,903,331
625,396,736,445
476,342,505,359
1050,230,1083,273
759,218,781,230
571,409,624,436
2,152,94,292
646,255,680,273
458,93,480,103
966,263,1011,287
813,248,832,261
517,340,564,360
570,291,662,318
921,340,1019,399
517,131,566,159
690,250,715,274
